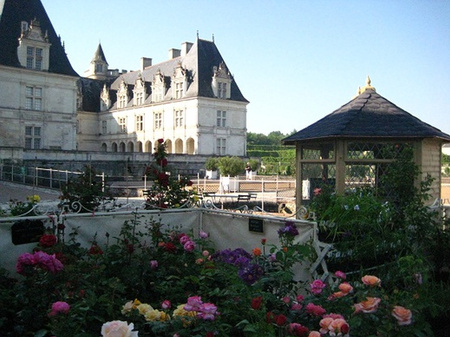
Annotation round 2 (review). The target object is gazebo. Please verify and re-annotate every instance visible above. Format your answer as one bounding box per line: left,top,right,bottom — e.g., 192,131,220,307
282,78,450,216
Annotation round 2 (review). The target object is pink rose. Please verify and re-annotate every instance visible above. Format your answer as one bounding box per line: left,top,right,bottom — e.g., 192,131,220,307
49,301,70,317
306,302,326,316
310,279,326,295
198,303,218,320
161,300,171,310
184,296,203,311
199,231,209,239
334,270,346,279
183,240,196,252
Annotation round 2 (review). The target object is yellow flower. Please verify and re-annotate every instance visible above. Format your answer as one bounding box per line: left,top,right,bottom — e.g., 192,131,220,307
144,309,161,321
137,303,153,315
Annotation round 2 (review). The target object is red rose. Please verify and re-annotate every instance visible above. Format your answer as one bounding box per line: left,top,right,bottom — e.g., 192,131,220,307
164,242,177,253
158,138,164,144
251,296,262,310
88,244,103,255
39,234,57,247
275,314,287,326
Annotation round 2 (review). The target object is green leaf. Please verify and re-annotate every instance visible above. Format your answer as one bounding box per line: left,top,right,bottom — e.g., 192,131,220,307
34,330,48,337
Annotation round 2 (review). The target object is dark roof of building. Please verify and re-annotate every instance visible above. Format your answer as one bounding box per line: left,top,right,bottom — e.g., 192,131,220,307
78,78,116,112
283,87,450,145
111,38,248,103
0,0,78,76
91,43,108,65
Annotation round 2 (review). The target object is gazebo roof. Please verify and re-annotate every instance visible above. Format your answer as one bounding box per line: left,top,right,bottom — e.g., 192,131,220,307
283,79,450,145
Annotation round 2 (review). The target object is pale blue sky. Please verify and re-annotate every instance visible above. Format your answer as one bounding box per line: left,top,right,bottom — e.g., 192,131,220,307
42,0,450,135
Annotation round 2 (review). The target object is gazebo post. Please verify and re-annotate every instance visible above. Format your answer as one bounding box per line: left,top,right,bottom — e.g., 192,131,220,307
335,140,346,195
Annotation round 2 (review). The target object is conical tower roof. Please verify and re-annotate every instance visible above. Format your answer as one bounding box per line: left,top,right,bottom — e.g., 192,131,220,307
91,43,108,65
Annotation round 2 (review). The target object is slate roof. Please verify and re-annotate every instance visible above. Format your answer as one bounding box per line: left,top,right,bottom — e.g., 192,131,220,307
0,0,78,76
91,43,108,64
283,88,450,145
110,38,248,103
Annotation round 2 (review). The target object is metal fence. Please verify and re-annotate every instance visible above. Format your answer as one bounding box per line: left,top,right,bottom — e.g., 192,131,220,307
0,164,105,190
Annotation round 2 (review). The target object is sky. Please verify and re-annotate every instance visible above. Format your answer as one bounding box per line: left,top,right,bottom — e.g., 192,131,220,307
42,0,450,136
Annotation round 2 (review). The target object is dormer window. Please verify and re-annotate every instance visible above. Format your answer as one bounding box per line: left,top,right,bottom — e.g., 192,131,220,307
117,80,129,109
152,70,166,103
133,74,147,106
212,62,232,99
17,20,51,71
172,62,188,100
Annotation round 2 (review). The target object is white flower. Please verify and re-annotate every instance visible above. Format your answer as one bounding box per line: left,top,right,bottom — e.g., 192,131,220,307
101,320,138,337
354,205,360,211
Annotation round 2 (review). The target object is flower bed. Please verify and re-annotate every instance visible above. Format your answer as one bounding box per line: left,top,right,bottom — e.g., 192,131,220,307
0,216,432,337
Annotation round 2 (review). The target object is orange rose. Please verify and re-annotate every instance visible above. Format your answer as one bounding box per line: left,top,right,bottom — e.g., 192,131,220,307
252,247,262,256
354,297,381,314
392,306,412,326
329,291,346,300
308,332,321,337
361,275,381,287
338,282,353,294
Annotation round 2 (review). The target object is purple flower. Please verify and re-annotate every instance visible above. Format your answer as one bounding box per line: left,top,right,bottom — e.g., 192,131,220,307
150,260,158,269
238,263,264,285
277,222,299,237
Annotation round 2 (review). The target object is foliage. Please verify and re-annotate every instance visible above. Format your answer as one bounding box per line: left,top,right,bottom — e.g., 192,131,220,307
144,139,195,208
9,194,41,216
0,218,432,337
217,156,245,176
60,165,112,212
308,144,450,334
205,157,219,171
247,131,296,176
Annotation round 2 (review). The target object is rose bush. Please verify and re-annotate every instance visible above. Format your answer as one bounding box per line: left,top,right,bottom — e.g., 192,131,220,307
0,218,435,337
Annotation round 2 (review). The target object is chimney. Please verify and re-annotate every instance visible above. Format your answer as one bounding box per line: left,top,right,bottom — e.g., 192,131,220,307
141,57,152,70
168,48,181,59
181,42,193,56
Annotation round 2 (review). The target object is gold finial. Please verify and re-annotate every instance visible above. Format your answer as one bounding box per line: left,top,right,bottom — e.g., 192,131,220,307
361,75,376,93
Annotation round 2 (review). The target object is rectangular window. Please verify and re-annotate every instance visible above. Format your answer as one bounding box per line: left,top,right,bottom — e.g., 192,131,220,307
25,47,43,70
101,120,107,134
118,95,126,108
216,110,226,127
25,126,41,149
175,82,183,99
154,112,162,129
216,138,226,155
218,82,227,98
175,110,183,128
136,115,144,131
25,86,42,111
119,117,127,133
